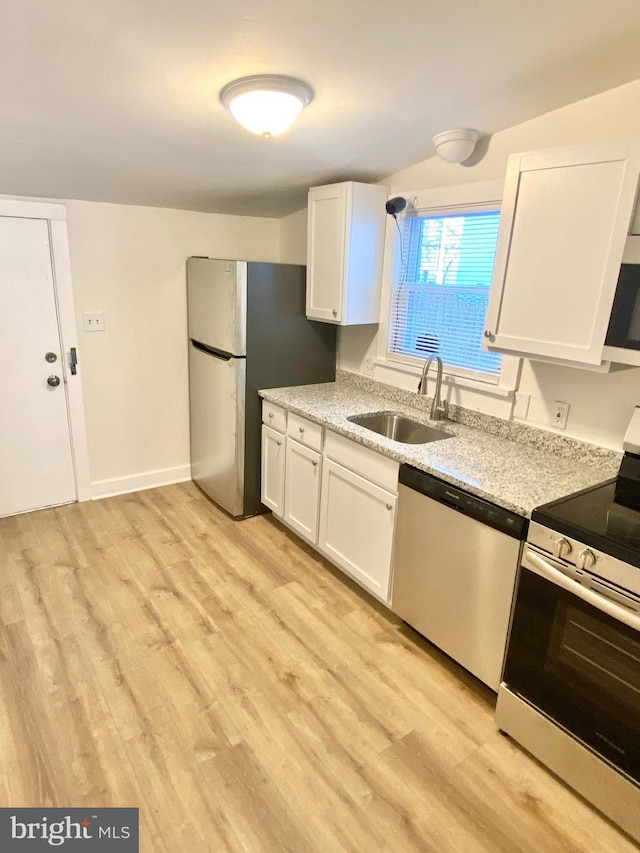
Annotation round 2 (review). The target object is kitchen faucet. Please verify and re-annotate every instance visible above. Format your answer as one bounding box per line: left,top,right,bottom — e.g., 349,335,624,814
418,355,449,420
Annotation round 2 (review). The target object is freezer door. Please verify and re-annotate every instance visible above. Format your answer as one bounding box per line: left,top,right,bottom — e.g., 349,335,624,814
189,342,246,517
187,257,247,356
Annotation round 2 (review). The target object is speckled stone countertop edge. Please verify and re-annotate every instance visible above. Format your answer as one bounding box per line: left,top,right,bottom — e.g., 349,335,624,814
259,374,622,519
336,369,622,469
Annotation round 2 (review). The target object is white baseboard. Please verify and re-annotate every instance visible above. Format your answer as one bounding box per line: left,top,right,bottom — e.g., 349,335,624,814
90,464,191,500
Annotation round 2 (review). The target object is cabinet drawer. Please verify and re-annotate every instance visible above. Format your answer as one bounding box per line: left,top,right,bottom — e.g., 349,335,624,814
324,430,399,492
262,401,287,432
287,412,323,451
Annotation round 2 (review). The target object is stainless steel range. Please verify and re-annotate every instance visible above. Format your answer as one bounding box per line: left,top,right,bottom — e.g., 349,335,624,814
497,408,640,844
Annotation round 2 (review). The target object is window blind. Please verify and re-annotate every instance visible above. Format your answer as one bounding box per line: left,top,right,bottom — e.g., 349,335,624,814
388,209,503,380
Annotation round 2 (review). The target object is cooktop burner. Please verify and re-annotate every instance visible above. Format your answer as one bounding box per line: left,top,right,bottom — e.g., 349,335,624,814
532,478,640,568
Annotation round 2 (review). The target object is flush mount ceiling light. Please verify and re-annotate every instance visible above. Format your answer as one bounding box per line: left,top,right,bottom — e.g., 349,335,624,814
432,128,481,163
220,75,313,138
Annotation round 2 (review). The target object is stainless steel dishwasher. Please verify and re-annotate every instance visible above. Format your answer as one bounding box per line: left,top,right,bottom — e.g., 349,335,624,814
392,465,526,691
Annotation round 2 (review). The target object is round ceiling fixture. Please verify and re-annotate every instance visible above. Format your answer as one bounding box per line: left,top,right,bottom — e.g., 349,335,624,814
432,128,481,164
220,75,314,138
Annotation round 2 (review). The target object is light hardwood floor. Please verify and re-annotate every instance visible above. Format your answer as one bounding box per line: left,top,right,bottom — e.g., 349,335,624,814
0,482,637,852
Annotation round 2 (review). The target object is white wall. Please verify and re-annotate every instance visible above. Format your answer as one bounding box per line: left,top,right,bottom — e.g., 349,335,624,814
60,77,640,492
340,78,640,450
279,208,308,265
66,201,280,496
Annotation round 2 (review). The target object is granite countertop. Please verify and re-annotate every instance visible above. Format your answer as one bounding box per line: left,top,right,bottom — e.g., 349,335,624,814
259,378,621,518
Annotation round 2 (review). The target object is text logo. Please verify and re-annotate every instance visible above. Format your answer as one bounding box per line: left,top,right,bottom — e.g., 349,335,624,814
0,808,138,851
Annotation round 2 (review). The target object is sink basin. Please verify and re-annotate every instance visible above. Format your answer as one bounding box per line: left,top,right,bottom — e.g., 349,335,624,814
347,412,452,445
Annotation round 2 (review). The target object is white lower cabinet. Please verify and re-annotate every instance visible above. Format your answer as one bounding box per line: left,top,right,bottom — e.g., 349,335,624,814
318,457,397,603
260,425,286,517
284,438,322,543
261,402,399,604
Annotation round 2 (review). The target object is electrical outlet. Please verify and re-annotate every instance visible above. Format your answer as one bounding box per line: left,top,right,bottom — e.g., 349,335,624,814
363,357,375,376
83,311,105,332
553,401,569,430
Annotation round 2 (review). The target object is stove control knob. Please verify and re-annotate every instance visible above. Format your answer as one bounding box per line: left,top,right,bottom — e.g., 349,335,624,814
553,537,572,558
577,548,596,570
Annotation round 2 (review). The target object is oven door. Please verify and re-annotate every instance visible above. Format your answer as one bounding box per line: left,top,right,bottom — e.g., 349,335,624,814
503,545,640,783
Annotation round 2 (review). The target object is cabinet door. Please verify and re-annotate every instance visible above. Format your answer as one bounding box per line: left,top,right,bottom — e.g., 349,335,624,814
306,183,348,323
261,425,285,517
318,458,396,602
485,137,640,365
284,439,322,543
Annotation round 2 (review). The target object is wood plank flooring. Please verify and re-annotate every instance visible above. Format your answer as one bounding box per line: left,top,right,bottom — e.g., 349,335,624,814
0,482,637,852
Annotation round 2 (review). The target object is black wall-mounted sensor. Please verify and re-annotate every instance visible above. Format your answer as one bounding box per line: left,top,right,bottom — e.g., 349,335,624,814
385,196,407,216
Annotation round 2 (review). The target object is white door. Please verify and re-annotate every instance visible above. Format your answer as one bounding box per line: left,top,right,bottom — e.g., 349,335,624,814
284,438,321,543
261,425,285,517
318,458,397,603
306,183,347,323
485,137,640,365
0,216,76,517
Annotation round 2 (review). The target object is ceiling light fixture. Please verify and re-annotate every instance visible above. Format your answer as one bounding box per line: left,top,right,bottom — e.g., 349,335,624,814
432,128,481,164
220,75,313,138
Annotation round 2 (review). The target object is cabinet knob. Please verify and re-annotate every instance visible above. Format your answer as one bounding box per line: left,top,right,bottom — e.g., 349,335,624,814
385,503,392,511
484,330,494,339
332,308,338,317
299,427,304,433
312,460,318,467
268,412,273,418
276,440,282,447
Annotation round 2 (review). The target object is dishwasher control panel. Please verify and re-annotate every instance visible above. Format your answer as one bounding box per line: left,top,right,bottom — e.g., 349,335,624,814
399,465,526,540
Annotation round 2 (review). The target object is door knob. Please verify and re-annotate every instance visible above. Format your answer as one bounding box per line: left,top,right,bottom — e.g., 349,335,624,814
47,375,61,387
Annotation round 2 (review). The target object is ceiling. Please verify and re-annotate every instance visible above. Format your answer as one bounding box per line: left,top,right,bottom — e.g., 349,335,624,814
1,0,640,218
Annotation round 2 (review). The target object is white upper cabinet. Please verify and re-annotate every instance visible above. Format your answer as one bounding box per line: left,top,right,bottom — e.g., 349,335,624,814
484,136,640,366
306,181,388,325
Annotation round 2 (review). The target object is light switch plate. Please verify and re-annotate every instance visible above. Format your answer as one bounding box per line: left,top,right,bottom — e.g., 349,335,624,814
83,311,105,332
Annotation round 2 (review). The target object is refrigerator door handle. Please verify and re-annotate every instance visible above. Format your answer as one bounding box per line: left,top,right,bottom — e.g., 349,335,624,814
190,338,234,361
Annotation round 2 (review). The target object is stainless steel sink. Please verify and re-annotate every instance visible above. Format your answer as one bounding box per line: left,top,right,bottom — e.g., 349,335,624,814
347,411,452,445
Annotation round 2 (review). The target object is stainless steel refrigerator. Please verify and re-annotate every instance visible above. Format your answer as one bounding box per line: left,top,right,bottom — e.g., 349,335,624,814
187,257,336,518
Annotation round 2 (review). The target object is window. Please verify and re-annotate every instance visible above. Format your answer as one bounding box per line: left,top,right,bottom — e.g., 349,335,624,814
388,205,502,383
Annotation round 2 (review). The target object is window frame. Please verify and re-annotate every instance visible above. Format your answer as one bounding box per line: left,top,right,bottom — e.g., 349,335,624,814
376,180,521,397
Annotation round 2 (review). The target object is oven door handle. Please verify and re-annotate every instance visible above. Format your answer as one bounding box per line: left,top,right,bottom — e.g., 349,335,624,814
524,548,640,632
